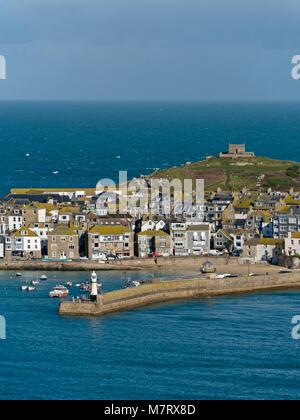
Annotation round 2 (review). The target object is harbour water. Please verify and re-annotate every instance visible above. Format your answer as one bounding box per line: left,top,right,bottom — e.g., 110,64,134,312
0,271,300,400
1,101,300,400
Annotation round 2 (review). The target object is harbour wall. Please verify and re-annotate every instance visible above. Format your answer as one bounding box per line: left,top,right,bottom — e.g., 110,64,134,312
59,272,300,317
0,256,242,272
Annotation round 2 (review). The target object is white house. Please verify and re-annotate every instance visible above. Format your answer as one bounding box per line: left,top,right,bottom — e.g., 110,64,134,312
285,232,300,256
141,218,167,233
8,210,23,231
5,227,41,259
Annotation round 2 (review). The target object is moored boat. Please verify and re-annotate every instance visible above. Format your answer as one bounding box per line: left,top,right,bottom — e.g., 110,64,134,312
124,280,141,289
16,273,22,277
40,275,47,281
32,280,40,286
49,285,69,299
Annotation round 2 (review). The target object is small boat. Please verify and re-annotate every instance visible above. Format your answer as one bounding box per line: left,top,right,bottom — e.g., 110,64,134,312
49,285,69,299
32,280,39,286
21,285,28,291
66,282,73,287
40,275,47,281
28,286,36,291
79,283,89,292
124,280,141,289
16,273,22,277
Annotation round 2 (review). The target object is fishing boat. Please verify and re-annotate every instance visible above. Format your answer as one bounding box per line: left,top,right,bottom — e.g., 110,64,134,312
40,275,47,281
32,280,40,286
49,285,69,299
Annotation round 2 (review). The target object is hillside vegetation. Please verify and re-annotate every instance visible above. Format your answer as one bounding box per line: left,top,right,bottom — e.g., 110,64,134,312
151,156,300,192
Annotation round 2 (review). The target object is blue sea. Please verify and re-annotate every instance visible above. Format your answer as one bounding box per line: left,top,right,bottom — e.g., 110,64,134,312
0,101,300,195
1,101,300,400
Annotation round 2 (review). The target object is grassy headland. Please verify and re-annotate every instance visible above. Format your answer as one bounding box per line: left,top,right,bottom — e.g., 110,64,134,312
150,156,300,192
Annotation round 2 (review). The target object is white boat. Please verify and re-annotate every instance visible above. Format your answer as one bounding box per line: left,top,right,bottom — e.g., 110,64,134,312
21,285,28,291
28,286,36,291
49,285,69,299
132,281,140,287
32,280,39,286
40,275,47,281
124,280,141,289
16,273,22,277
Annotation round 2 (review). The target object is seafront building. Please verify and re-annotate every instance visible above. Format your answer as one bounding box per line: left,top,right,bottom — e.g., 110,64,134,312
137,230,171,258
5,227,42,259
48,226,79,260
88,225,134,260
1,147,300,264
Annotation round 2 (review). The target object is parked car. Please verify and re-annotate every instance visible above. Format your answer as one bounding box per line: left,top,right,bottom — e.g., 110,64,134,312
209,250,223,256
230,249,243,257
107,254,117,261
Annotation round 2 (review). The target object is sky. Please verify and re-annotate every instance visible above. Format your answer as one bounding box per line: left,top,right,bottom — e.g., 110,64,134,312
0,0,300,101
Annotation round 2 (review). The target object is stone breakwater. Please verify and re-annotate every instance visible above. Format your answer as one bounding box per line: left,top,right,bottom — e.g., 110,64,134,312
59,272,300,317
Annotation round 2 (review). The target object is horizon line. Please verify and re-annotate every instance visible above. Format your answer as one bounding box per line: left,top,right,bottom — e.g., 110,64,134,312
1,98,300,104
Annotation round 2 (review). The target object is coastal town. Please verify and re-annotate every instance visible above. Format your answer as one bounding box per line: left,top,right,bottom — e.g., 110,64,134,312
0,144,300,270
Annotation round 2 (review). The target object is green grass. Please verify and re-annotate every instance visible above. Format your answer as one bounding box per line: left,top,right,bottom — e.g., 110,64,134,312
150,156,300,192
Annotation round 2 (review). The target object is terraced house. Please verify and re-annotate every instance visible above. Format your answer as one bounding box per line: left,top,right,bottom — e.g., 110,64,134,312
285,232,300,256
21,203,47,225
88,225,133,260
48,226,79,260
5,227,41,259
137,230,171,258
186,224,210,255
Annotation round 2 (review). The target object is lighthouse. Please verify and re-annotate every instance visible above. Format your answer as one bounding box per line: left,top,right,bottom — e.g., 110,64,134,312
90,271,98,302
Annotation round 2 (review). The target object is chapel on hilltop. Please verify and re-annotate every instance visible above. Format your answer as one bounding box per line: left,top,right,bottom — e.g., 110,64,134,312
219,143,255,158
